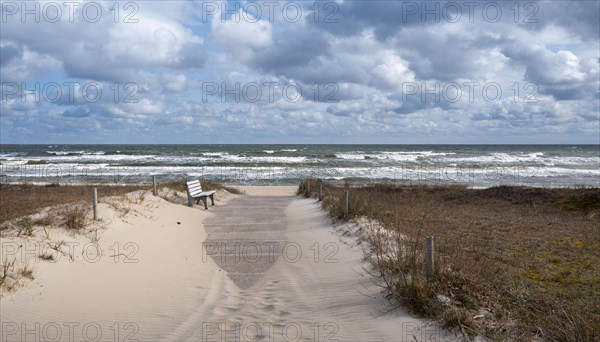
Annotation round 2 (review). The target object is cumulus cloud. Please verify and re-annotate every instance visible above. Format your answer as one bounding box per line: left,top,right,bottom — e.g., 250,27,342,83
0,0,598,143
0,42,61,82
210,8,273,61
1,1,206,83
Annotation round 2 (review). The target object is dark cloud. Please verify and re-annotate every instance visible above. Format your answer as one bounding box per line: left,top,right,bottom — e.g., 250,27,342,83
536,1,600,41
310,1,543,40
542,84,597,101
248,26,331,74
0,44,22,66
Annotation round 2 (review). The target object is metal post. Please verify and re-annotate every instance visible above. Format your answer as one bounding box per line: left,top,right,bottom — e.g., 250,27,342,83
152,175,157,196
426,236,435,280
343,191,349,217
92,188,98,220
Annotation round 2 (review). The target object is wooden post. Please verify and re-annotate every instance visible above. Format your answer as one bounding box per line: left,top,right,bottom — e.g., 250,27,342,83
426,236,435,280
307,180,311,194
318,179,323,201
92,188,98,220
343,190,349,217
152,175,157,196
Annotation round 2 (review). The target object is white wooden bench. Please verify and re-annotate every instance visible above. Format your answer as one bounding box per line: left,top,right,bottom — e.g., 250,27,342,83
186,180,216,210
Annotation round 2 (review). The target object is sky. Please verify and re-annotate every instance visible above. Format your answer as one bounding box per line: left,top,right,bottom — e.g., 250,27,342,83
0,0,599,144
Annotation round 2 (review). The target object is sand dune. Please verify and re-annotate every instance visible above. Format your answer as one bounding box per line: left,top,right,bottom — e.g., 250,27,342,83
1,187,458,342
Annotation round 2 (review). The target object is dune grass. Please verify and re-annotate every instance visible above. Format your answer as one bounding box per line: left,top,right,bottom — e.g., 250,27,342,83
0,183,149,225
0,180,241,226
299,180,600,341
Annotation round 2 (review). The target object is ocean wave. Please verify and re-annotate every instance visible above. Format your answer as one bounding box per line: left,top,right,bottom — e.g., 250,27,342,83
2,145,598,187
335,153,373,160
0,159,28,165
46,151,81,156
336,151,452,162
2,163,598,187
0,152,22,158
440,153,599,167
46,150,106,156
203,152,230,157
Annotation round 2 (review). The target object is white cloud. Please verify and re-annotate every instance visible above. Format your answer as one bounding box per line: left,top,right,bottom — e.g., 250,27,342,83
210,9,273,61
0,43,61,82
370,51,415,91
162,74,188,92
526,49,587,84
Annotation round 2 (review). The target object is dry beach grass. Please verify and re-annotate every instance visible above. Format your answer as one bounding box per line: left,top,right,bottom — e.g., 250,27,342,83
300,180,600,341
0,183,148,225
0,181,242,226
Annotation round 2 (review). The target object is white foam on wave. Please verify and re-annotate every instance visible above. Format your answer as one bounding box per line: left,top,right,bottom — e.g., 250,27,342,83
335,153,369,160
46,151,80,156
46,150,105,156
440,153,599,166
336,151,453,162
0,152,21,158
219,154,308,163
0,159,28,165
203,152,229,157
42,154,160,162
4,153,311,166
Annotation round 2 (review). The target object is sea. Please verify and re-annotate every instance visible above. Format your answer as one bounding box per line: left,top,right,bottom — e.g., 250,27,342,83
0,145,598,188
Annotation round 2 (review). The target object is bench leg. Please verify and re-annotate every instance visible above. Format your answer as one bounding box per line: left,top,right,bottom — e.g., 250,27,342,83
201,197,208,210
209,194,215,206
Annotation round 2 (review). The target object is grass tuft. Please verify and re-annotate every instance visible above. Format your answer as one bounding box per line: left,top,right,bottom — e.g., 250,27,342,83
18,217,34,236
63,206,87,230
0,259,15,286
19,264,34,279
39,252,55,261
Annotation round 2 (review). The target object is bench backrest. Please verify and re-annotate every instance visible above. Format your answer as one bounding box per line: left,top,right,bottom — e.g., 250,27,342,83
186,180,204,197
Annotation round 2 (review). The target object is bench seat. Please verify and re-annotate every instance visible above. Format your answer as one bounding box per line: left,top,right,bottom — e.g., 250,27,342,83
186,180,216,210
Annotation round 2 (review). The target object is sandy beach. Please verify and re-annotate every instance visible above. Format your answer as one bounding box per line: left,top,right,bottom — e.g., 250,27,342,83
0,186,456,342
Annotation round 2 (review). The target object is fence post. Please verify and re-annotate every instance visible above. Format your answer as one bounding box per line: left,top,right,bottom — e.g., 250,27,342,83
152,175,157,196
426,236,435,280
92,188,98,220
307,180,311,194
318,179,323,201
343,190,349,217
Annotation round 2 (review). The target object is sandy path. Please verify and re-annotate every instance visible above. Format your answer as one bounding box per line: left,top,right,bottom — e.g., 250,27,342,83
167,196,459,342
